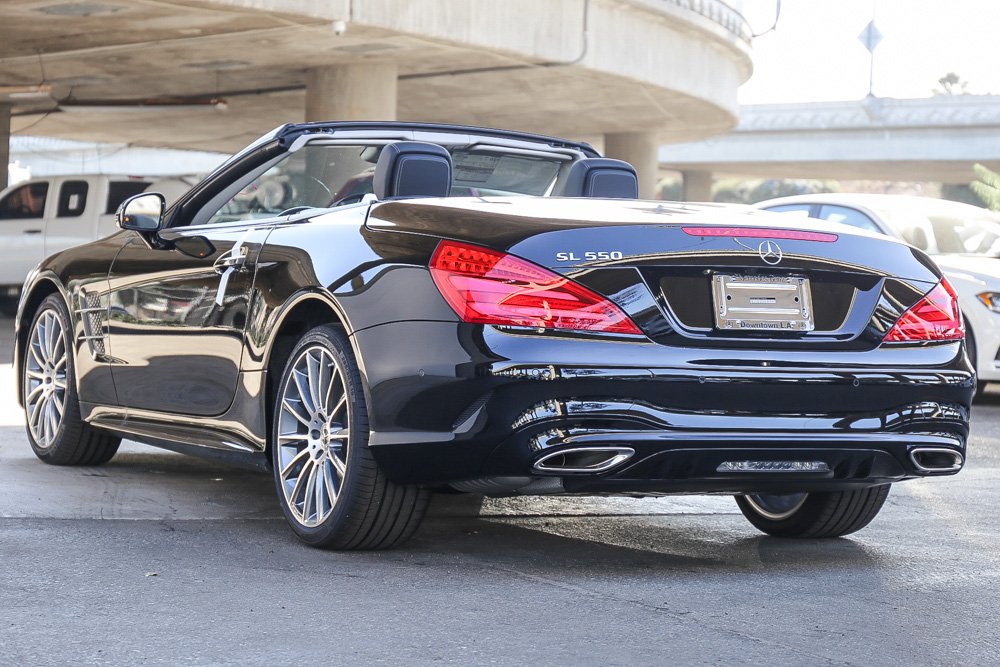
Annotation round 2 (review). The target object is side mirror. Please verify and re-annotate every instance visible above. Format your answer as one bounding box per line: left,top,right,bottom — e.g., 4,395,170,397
116,192,165,233
172,235,216,259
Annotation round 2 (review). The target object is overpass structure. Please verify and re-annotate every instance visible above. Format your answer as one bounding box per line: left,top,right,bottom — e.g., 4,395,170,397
661,95,1000,200
0,0,754,197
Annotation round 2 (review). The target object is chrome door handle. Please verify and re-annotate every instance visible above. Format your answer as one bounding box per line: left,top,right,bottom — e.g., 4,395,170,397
213,246,248,273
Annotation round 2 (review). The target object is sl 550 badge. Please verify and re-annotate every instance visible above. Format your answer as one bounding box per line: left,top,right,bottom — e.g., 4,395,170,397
554,250,624,262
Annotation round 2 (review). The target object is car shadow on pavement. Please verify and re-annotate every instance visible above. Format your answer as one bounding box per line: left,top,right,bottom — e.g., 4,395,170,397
409,512,884,576
2,431,883,577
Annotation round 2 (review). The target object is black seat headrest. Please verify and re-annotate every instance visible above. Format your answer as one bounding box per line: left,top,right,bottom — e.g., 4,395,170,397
562,158,639,199
373,141,452,199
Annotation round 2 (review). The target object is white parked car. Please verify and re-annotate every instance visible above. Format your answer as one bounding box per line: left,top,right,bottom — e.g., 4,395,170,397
756,194,1000,396
0,174,198,313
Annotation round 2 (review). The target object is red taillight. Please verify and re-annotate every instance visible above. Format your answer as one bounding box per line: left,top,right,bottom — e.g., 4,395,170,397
883,279,964,342
429,240,643,335
681,227,838,242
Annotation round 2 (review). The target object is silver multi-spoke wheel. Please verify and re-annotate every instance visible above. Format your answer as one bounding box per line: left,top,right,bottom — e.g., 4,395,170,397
276,345,350,528
22,296,120,466
25,309,69,449
271,325,429,549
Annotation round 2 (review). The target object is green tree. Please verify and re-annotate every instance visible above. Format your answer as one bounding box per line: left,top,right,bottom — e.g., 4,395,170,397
971,163,1000,211
933,72,969,96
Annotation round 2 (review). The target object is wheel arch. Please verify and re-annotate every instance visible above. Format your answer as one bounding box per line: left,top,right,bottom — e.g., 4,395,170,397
261,291,369,463
15,275,68,407
962,312,984,397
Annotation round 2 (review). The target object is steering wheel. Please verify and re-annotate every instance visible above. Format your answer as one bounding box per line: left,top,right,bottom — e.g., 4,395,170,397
277,206,314,217
306,176,333,199
328,193,367,207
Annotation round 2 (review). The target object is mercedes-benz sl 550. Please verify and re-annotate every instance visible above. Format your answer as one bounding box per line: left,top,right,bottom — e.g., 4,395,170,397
15,122,973,548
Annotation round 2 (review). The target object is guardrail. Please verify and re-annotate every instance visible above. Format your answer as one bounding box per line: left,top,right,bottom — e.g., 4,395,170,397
659,0,753,45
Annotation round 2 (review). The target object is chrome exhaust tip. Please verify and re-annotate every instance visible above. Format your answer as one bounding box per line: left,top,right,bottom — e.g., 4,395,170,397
909,447,964,473
533,447,634,473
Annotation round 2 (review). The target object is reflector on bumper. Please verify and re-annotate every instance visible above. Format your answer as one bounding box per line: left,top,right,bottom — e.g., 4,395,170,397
717,461,831,473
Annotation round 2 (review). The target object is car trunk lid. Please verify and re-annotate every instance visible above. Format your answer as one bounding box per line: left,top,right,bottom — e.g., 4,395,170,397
366,198,942,346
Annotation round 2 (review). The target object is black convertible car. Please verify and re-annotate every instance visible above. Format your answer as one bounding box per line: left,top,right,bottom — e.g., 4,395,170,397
16,122,973,549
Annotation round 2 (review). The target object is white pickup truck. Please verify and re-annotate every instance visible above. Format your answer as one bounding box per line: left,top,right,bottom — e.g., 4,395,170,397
0,174,195,313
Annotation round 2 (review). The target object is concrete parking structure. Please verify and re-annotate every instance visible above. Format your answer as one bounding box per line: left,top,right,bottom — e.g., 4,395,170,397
1,0,754,197
660,95,1000,199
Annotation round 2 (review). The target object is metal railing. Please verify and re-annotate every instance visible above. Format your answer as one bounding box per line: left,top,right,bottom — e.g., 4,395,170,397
656,0,753,44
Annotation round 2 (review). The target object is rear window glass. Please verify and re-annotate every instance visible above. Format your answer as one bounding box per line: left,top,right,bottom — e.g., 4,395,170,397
106,181,151,214
58,180,89,217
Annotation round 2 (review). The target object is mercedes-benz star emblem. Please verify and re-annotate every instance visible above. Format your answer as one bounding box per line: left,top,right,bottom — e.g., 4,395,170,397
758,240,783,265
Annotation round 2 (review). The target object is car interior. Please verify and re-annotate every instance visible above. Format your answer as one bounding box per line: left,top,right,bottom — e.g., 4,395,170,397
197,139,641,226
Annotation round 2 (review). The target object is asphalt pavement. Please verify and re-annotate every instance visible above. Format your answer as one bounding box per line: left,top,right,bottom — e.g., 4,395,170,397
1,318,999,666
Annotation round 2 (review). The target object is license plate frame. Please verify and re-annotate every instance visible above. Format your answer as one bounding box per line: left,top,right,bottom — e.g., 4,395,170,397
712,274,814,332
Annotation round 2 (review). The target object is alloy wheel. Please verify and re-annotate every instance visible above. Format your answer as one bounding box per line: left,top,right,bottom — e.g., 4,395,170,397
25,309,69,449
276,345,350,528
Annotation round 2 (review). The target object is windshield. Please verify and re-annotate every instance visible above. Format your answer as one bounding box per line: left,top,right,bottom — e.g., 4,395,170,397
873,200,1000,256
205,142,571,224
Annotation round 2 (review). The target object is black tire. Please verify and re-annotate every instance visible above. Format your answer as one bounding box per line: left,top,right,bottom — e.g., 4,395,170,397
735,485,891,538
271,325,429,550
23,294,121,466
966,322,986,400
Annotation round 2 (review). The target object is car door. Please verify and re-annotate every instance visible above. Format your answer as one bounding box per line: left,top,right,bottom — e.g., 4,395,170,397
0,180,50,287
104,138,380,417
106,222,270,417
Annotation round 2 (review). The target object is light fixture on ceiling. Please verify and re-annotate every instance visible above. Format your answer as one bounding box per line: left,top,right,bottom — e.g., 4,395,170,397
334,43,398,54
0,84,54,102
36,2,126,16
184,60,253,71
59,98,228,113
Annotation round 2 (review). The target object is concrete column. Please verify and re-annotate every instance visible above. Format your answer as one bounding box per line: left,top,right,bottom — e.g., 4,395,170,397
681,169,713,202
305,63,398,122
0,104,10,189
604,132,658,199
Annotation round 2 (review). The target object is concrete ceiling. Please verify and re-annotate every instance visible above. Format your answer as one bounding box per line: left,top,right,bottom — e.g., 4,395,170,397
0,0,751,153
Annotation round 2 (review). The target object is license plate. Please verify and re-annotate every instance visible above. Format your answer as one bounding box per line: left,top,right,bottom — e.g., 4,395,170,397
712,274,814,332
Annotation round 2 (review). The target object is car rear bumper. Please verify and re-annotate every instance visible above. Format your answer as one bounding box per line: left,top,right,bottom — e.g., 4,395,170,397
351,322,974,491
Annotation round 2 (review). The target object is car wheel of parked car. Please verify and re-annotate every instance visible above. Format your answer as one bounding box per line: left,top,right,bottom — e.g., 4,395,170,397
23,294,121,465
735,485,891,538
272,325,429,549
965,321,987,399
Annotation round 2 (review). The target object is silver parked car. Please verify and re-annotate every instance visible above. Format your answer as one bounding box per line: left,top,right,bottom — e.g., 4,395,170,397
756,193,1000,396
